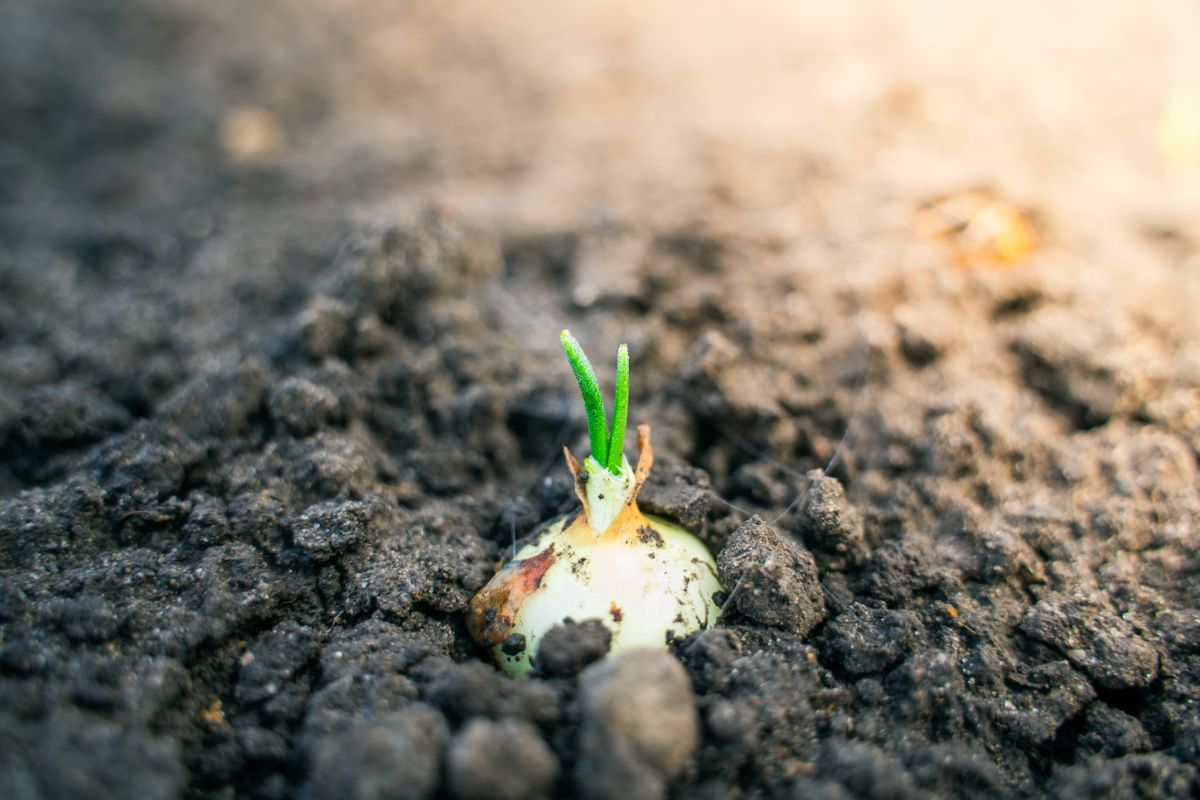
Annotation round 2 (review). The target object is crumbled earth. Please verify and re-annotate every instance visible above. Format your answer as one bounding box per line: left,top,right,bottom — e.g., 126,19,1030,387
3,1,1200,798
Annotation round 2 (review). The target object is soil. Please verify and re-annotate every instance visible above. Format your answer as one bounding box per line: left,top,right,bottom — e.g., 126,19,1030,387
2,1,1200,798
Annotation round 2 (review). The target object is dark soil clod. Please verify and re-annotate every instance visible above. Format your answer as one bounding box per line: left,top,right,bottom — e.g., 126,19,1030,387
534,619,612,678
796,468,868,567
716,515,826,636
575,652,698,800
820,602,918,675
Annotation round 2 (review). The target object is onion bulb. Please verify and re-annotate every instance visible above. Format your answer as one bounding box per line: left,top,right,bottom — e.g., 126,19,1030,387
467,333,723,677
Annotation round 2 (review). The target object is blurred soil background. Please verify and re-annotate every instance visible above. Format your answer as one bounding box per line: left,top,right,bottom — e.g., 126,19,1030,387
2,1,1200,798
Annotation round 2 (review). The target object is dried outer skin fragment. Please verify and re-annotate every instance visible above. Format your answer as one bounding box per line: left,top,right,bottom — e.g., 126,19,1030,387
467,542,559,648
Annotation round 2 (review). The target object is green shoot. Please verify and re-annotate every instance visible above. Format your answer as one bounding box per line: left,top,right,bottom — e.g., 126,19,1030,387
560,330,610,467
606,344,629,472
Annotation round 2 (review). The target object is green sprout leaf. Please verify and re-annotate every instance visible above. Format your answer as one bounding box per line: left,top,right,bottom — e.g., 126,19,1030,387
606,344,629,472
560,330,610,466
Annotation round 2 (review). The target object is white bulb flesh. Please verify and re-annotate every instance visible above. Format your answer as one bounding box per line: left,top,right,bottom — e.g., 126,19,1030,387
499,513,721,677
